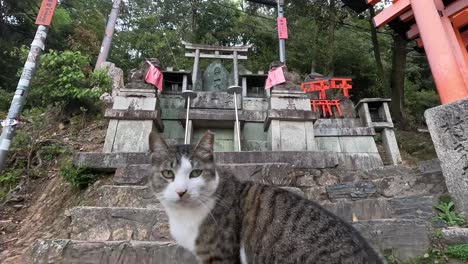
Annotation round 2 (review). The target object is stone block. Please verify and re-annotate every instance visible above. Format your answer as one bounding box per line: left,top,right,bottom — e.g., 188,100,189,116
74,152,151,170
270,96,312,111
338,137,379,153
314,127,376,137
381,128,402,165
441,228,468,245
243,97,269,111
27,240,197,264
92,185,159,208
264,110,318,130
314,118,363,128
70,207,170,241
110,120,156,152
316,137,342,152
267,120,316,151
326,181,377,200
113,97,157,111
418,159,442,176
335,153,384,170
116,166,149,183
353,219,430,261
190,92,240,110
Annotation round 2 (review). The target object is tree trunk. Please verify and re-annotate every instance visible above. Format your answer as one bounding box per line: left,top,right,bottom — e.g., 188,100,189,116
390,33,408,127
368,6,390,96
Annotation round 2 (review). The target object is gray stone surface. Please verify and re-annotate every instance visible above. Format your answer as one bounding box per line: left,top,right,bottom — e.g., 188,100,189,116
69,207,170,241
353,219,430,261
114,164,152,185
74,153,151,170
92,185,159,208
382,128,402,165
425,99,468,214
441,228,468,245
335,153,384,170
27,240,197,264
418,159,442,176
190,92,241,110
326,181,377,200
314,118,363,128
322,195,436,223
202,61,229,91
314,127,375,137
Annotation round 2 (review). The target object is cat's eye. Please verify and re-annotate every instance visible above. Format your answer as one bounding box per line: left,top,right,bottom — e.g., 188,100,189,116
190,170,203,178
161,170,174,179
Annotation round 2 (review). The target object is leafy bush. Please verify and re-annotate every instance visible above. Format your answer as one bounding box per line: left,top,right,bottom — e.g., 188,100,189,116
24,49,111,114
59,163,98,189
434,201,465,227
446,244,468,261
405,81,440,127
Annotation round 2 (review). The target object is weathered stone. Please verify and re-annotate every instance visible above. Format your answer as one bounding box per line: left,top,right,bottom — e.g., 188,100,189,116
190,92,240,110
74,152,151,170
202,61,229,92
418,159,442,177
353,219,430,261
326,181,377,200
27,240,197,264
314,127,375,137
101,62,125,98
338,137,379,153
280,187,305,197
316,137,342,152
373,172,447,198
441,228,468,245
303,186,328,202
264,110,318,130
322,195,436,223
70,207,170,241
335,153,384,170
316,171,339,186
382,128,402,165
114,164,152,185
314,118,363,128
92,185,159,209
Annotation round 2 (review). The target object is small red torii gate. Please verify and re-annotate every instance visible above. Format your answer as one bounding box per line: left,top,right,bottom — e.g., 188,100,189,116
301,78,353,117
341,0,468,105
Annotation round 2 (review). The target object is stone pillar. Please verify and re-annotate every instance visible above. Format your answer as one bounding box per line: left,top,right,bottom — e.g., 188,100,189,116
356,99,402,165
265,89,317,151
425,98,468,214
103,87,164,153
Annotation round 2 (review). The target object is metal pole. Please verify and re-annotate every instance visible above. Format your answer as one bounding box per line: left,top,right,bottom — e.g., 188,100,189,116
95,0,122,70
0,25,49,172
184,97,191,144
233,93,241,151
277,0,286,64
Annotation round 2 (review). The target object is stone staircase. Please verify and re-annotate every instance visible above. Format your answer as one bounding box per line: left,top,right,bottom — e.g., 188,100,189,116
26,156,446,263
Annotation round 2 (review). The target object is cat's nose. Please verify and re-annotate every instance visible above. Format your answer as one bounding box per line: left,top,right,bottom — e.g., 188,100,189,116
176,189,187,198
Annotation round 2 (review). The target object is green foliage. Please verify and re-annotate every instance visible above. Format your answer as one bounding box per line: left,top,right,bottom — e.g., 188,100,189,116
434,201,465,227
59,163,99,189
0,169,23,201
41,144,70,162
405,81,440,127
446,245,468,261
26,50,110,114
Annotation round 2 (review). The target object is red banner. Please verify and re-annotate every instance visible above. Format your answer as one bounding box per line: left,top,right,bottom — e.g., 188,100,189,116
277,17,289,39
35,0,58,26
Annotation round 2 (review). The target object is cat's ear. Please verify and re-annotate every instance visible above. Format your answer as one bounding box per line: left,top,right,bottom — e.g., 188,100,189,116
194,130,214,161
149,131,169,154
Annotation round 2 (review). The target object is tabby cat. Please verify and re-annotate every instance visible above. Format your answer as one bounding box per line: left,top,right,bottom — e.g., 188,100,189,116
148,131,383,264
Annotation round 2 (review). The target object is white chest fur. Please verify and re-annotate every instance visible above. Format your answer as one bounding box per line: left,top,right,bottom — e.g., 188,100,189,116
164,200,215,253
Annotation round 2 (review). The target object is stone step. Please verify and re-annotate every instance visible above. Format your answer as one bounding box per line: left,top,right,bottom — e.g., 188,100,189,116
69,207,170,241
441,228,468,245
352,219,431,261
322,195,437,223
325,171,446,200
89,185,304,208
27,239,197,264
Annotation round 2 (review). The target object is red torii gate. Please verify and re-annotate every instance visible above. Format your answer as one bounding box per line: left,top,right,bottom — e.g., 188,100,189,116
342,0,468,105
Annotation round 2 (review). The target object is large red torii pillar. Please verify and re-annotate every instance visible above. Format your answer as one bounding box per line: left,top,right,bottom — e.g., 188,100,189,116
342,0,468,104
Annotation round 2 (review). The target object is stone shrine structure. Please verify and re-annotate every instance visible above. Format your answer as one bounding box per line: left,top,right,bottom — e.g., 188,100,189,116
26,43,447,263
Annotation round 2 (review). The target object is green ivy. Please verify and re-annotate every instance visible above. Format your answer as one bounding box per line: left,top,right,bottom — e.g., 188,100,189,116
59,162,99,190
446,244,468,261
434,201,465,227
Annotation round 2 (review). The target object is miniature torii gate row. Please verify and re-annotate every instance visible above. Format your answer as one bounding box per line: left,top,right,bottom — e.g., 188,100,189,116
342,0,468,105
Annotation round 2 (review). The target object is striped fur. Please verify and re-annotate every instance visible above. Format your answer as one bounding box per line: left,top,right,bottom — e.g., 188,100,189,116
149,131,383,264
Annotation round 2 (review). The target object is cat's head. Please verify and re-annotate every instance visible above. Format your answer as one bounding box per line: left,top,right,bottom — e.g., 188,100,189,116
148,131,218,208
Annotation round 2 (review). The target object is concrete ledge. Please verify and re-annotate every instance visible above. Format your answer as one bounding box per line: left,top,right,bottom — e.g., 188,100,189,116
314,127,376,137
74,152,152,170
264,109,318,131
104,109,164,131
27,240,197,264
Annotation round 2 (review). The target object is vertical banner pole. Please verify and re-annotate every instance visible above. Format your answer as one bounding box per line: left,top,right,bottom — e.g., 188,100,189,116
0,0,57,172
95,0,122,70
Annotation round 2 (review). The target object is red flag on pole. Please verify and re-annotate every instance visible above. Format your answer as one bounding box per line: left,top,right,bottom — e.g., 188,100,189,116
145,61,164,91
265,66,286,89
